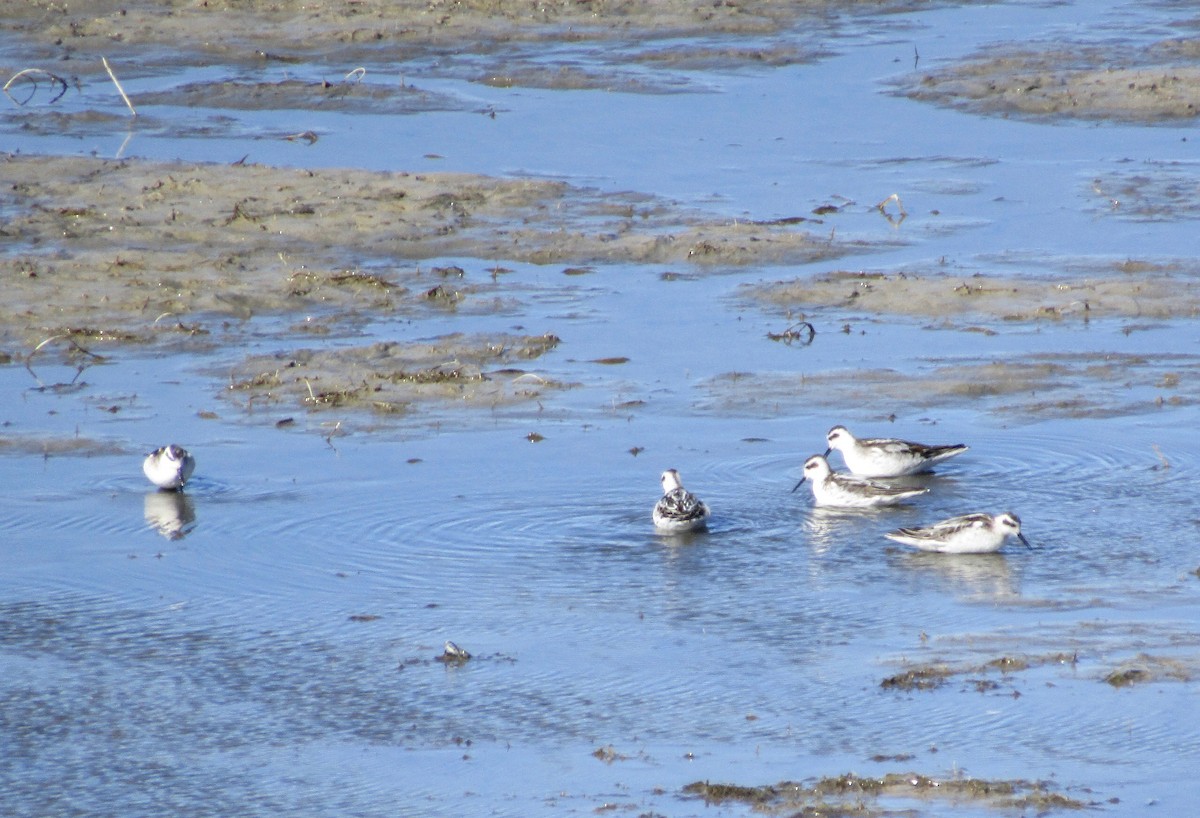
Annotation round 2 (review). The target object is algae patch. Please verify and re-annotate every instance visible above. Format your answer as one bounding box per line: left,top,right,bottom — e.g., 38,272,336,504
683,771,1091,813
223,332,564,417
1103,653,1192,687
880,652,1077,693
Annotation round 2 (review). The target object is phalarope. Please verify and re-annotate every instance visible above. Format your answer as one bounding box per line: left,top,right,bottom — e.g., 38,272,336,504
885,511,1031,554
653,469,711,532
824,425,968,478
142,444,195,490
437,640,472,663
792,454,928,508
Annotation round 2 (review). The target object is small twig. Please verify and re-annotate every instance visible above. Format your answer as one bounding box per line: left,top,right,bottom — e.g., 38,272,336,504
25,334,104,388
344,67,366,83
102,56,137,118
876,192,907,216
31,333,69,356
29,333,103,361
875,193,907,227
1152,444,1170,470
3,68,68,105
766,321,817,346
323,420,343,452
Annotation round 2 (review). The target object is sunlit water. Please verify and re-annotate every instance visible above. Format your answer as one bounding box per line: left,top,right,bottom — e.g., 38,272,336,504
4,0,1200,815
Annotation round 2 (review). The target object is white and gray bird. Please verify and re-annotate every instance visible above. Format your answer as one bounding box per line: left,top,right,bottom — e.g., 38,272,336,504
885,511,1031,554
652,469,711,533
792,454,928,508
824,425,968,478
142,444,195,491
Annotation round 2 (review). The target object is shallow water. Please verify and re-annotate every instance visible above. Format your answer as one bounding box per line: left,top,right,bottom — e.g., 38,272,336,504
4,0,1200,816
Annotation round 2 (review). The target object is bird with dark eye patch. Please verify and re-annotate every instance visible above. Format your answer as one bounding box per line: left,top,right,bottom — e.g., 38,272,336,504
885,512,1032,554
824,425,967,478
792,454,928,508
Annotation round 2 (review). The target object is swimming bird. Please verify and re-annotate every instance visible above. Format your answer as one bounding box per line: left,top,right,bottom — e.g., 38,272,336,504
652,469,711,532
437,641,472,663
792,454,928,508
885,511,1031,554
824,425,968,478
142,444,195,490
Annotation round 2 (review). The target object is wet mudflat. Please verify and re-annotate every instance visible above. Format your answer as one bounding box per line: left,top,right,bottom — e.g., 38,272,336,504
2,0,1200,816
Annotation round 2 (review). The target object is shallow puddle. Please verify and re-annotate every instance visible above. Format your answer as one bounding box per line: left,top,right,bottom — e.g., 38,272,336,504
3,1,1200,816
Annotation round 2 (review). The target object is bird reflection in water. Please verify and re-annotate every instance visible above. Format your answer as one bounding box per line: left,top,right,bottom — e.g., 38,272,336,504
144,490,197,540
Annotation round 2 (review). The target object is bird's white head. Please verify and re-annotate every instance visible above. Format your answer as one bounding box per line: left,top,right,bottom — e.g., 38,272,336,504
660,469,684,493
792,454,832,492
997,512,1032,548
804,454,831,478
825,425,853,453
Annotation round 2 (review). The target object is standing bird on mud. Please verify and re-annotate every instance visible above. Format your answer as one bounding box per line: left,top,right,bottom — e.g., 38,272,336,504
824,425,968,478
652,469,711,533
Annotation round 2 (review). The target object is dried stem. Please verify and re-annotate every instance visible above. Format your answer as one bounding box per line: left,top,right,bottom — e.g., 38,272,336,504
102,56,137,117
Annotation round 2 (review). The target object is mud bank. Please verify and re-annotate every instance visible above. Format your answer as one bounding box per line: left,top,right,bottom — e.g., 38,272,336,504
744,266,1200,323
0,152,845,353
684,771,1091,814
897,41,1200,123
0,0,917,72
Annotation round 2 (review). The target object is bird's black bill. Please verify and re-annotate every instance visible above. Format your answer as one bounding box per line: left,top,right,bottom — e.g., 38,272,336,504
1018,533,1033,549
791,477,806,493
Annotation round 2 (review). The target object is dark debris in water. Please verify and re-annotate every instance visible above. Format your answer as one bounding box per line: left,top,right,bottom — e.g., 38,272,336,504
869,753,916,763
591,745,629,764
880,665,954,692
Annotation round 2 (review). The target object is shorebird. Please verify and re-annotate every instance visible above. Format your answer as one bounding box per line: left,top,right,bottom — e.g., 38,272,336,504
793,454,928,508
824,425,968,478
653,468,711,533
885,512,1031,554
143,444,195,490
